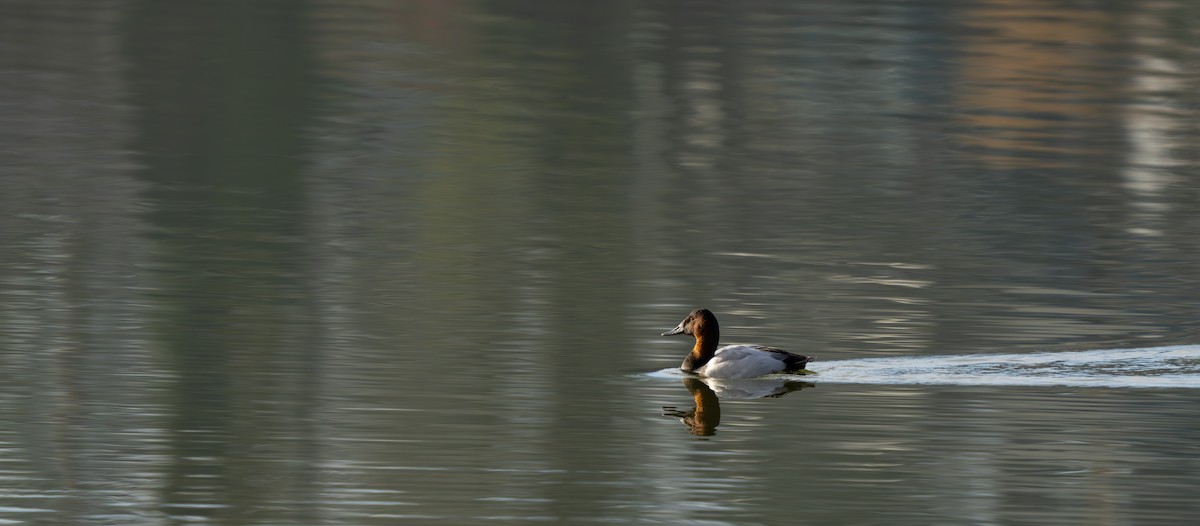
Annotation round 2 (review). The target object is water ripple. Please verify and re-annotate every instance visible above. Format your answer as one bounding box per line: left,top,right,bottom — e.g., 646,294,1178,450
805,345,1200,388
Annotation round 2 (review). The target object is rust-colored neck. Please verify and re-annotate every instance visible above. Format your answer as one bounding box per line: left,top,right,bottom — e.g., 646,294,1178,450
691,332,719,361
687,320,721,370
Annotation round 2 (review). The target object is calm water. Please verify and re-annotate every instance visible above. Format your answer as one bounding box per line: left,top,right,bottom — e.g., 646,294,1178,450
3,0,1200,524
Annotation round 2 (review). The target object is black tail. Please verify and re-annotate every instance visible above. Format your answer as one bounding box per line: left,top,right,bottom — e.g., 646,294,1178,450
784,354,814,372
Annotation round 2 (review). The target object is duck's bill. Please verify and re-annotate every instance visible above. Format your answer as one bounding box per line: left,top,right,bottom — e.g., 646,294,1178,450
661,323,686,336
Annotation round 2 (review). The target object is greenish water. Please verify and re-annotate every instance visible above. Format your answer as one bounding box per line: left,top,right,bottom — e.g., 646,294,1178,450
2,0,1200,524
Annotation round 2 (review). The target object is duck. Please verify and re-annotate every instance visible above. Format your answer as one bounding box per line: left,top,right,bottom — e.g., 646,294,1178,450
661,308,814,379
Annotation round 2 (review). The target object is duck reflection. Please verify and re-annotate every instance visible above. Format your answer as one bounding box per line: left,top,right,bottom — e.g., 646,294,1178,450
662,378,722,436
662,377,813,436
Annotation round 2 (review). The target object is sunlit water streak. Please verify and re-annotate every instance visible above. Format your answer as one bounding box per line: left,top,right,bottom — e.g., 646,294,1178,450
649,346,1200,389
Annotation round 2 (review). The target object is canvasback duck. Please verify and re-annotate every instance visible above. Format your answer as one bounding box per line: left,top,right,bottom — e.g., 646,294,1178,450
661,309,813,379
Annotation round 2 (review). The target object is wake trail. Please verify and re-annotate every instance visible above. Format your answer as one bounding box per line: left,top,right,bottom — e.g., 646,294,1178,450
800,345,1200,388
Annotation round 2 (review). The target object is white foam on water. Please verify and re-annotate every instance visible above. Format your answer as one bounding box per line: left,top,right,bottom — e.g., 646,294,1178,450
800,345,1200,388
641,345,1200,389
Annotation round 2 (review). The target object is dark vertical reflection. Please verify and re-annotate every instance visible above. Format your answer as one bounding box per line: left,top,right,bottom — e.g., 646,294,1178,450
464,2,641,520
0,2,158,524
123,1,319,522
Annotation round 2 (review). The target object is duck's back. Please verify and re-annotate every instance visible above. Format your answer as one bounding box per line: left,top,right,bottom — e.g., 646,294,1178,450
696,345,810,379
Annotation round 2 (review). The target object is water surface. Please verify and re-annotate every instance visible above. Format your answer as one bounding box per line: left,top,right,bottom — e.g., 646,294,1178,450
2,0,1200,524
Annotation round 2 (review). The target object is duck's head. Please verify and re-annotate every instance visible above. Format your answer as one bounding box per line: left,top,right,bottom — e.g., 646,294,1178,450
661,308,719,338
